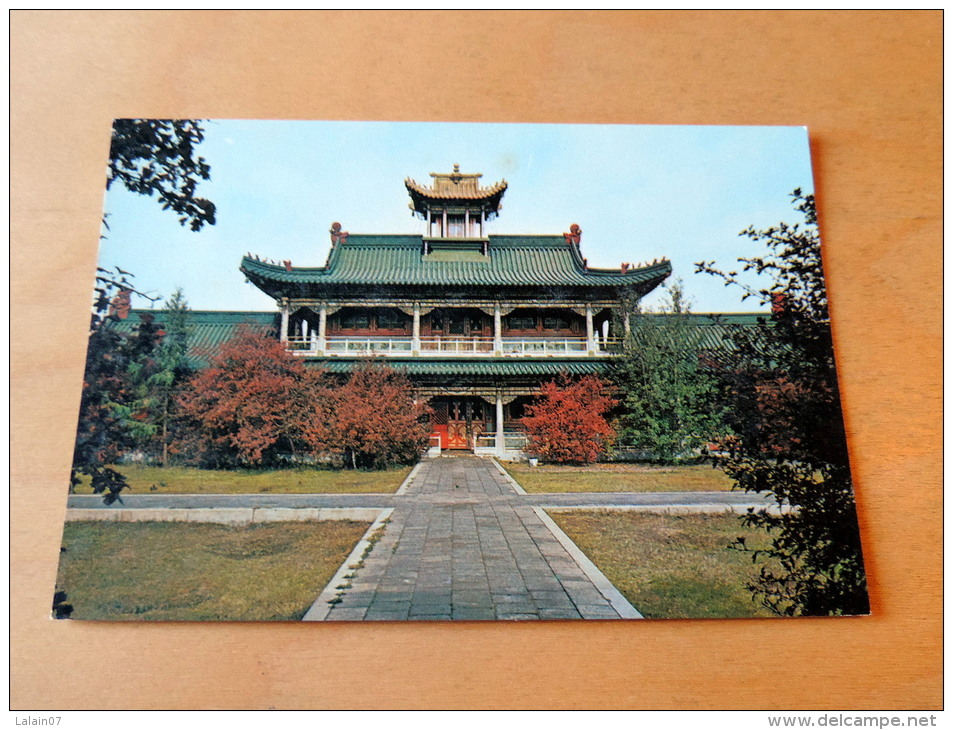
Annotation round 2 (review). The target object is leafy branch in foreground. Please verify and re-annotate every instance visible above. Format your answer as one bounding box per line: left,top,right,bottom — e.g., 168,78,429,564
696,190,868,617
108,119,216,232
71,118,217,502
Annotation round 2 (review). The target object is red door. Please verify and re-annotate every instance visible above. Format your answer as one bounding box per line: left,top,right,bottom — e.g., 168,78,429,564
447,421,468,449
447,399,471,449
431,399,473,450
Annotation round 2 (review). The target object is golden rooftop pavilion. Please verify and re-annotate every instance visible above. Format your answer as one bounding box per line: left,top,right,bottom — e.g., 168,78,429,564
239,166,672,458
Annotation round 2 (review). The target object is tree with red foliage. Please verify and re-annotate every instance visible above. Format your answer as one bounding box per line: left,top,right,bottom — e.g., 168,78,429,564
176,328,331,467
328,364,431,469
520,374,616,464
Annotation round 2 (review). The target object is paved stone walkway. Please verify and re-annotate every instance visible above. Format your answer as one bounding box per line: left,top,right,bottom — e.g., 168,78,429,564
67,489,775,511
66,458,779,622
318,456,634,621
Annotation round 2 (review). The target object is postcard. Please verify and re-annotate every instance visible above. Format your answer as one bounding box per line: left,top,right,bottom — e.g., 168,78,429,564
54,120,868,621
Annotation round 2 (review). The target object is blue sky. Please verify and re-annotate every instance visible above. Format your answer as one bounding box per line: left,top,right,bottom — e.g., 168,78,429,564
97,121,816,313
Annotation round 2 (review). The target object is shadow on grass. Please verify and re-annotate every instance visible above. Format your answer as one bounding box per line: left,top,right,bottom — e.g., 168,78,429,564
56,520,372,621
70,463,413,495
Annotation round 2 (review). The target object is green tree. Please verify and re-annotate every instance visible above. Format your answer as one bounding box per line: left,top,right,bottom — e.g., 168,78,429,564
611,281,725,462
107,119,216,232
136,289,193,466
696,190,869,617
70,270,163,504
71,119,216,502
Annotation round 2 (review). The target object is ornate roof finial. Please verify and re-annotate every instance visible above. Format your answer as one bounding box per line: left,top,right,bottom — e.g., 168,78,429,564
453,163,460,173
563,223,582,246
330,221,349,245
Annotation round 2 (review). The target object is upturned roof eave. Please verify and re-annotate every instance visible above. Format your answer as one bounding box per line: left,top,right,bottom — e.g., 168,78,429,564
404,178,508,202
240,254,671,292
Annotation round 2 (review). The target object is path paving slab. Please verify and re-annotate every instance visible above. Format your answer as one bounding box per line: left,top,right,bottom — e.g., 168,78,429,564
320,456,641,621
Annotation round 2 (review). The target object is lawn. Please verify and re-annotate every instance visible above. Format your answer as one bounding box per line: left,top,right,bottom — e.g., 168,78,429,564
56,520,371,621
71,464,412,494
550,510,776,619
505,462,733,493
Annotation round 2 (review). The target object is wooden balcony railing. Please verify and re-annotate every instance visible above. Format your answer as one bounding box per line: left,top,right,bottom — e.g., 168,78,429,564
419,336,495,354
326,337,413,354
285,336,624,357
473,432,527,450
501,338,587,355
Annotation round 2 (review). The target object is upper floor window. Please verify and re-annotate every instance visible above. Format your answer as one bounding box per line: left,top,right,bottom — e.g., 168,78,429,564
543,314,572,331
428,210,484,238
468,214,482,237
376,309,407,330
447,215,466,237
340,309,371,330
507,314,536,331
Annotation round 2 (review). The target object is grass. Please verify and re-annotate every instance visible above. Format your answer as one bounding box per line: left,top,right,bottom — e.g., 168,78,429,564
550,510,777,619
55,520,371,621
505,462,733,493
71,464,412,495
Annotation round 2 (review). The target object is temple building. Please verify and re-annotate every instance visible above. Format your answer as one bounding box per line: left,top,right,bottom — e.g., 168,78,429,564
237,166,672,458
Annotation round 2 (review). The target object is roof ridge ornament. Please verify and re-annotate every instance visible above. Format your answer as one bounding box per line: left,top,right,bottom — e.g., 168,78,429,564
621,257,670,273
563,223,582,246
330,221,349,245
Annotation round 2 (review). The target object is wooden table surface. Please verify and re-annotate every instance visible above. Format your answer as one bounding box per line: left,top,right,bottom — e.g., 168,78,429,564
11,10,941,710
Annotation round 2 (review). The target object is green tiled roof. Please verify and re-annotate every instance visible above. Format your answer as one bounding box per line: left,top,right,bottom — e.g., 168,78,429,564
241,234,671,293
109,310,277,368
658,313,772,351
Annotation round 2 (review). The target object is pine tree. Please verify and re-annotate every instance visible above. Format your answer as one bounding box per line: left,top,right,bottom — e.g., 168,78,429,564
147,289,192,466
70,270,163,503
612,281,725,462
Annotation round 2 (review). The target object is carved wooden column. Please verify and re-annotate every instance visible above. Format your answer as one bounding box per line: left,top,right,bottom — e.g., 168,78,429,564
317,305,327,354
412,304,421,354
279,300,290,343
495,392,505,457
585,304,594,353
493,304,503,354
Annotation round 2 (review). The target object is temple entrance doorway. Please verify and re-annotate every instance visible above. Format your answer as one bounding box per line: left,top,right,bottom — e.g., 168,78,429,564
429,396,494,451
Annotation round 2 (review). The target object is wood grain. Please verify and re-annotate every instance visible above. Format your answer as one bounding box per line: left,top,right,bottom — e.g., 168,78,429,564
11,10,941,710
